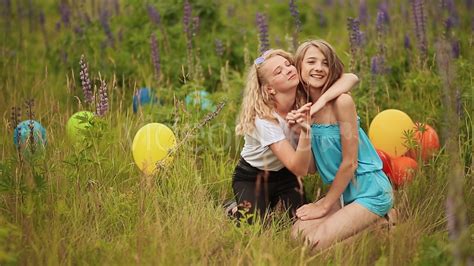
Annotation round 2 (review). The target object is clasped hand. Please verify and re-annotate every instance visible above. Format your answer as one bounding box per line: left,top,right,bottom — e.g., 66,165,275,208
286,102,312,133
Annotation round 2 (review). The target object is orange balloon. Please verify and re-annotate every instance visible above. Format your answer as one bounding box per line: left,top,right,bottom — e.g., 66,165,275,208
406,123,440,161
391,156,418,188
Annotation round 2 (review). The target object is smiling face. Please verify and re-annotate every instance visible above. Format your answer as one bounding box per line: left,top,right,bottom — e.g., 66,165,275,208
258,55,299,94
294,40,344,97
300,46,329,90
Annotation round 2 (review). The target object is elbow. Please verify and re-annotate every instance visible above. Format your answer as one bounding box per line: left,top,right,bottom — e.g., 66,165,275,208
289,165,308,177
347,73,360,85
291,168,308,177
341,160,358,175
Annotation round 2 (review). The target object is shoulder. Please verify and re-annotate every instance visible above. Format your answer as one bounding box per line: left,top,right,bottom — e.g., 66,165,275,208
333,93,355,109
254,116,283,134
332,94,356,119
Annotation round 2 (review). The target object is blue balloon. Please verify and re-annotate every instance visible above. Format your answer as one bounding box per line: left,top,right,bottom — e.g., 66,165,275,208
13,120,47,148
133,88,158,113
185,90,214,111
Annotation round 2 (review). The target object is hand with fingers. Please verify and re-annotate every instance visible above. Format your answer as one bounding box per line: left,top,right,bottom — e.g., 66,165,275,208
287,102,312,134
296,199,330,220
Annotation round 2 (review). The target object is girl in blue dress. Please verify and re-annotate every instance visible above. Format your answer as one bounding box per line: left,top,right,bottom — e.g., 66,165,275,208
289,40,394,250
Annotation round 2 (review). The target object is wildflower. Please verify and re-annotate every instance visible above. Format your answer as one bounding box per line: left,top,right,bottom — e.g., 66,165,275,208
79,55,94,104
96,78,109,117
359,0,368,25
256,12,270,53
411,0,427,59
10,106,21,130
451,39,460,58
289,0,302,32
59,2,70,27
404,34,412,50
377,1,390,25
99,8,114,47
147,4,161,26
150,33,161,80
183,0,192,50
370,55,385,75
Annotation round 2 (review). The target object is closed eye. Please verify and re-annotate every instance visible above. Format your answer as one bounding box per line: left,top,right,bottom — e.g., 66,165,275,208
274,66,282,75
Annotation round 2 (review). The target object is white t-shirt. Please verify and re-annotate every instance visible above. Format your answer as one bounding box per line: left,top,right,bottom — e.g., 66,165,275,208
241,112,298,171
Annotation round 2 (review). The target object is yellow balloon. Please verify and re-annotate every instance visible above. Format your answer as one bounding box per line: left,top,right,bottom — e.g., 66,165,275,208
132,123,176,175
369,109,415,157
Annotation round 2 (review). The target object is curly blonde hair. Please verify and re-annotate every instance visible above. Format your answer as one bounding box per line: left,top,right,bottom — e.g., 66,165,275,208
235,49,305,136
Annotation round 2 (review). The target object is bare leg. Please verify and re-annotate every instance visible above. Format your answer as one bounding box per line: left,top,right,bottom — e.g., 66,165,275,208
304,202,380,251
290,197,341,240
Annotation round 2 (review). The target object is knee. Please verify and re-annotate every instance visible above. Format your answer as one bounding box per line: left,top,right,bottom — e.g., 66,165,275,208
306,224,330,250
291,220,305,241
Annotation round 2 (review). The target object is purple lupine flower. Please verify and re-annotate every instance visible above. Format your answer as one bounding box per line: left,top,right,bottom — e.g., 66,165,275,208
451,39,460,58
80,55,94,104
377,1,390,25
99,8,114,47
443,0,459,26
359,0,368,25
444,16,454,34
150,33,161,80
96,78,109,117
55,21,61,32
39,10,48,48
10,106,21,130
347,17,363,59
376,10,387,34
289,0,302,32
147,4,161,26
370,56,379,75
256,12,270,54
74,26,84,36
183,0,192,50
183,0,192,34
404,34,412,50
59,2,71,27
25,99,34,120
411,0,428,59
467,0,473,9
370,55,386,75
215,39,224,56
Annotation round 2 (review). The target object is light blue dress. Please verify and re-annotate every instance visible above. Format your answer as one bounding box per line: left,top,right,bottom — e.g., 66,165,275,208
311,117,393,217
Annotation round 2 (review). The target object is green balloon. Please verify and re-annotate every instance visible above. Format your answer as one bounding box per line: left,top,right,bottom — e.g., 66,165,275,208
66,111,95,143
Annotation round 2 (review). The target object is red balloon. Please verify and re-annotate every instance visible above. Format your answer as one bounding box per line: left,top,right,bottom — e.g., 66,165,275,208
391,156,418,188
406,123,440,162
376,149,393,179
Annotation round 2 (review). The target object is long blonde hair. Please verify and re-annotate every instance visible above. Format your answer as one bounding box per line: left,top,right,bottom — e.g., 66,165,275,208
294,40,344,101
235,49,305,135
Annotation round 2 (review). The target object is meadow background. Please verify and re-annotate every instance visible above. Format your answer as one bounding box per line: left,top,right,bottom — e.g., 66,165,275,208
0,0,472,264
